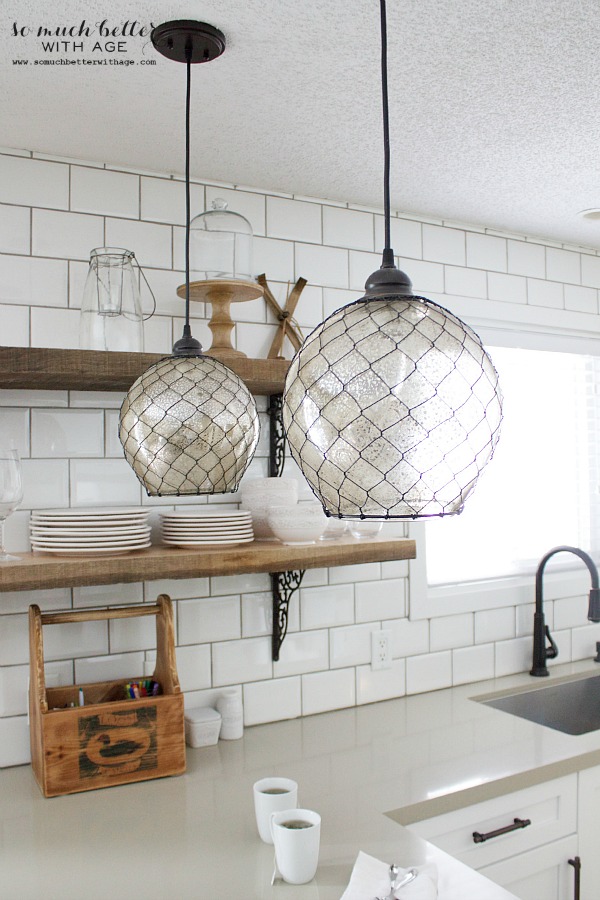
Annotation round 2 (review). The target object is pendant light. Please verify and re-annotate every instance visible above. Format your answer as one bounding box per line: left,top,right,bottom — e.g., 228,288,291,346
282,0,502,520
119,21,260,497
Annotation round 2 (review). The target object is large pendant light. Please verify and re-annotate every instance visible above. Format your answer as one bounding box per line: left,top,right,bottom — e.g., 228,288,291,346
119,21,260,497
282,0,502,520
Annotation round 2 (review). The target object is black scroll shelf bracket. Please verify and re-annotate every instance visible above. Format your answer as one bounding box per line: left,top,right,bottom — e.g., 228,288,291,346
268,393,305,661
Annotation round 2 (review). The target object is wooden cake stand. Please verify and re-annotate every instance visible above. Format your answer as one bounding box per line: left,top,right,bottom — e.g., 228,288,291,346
176,278,264,359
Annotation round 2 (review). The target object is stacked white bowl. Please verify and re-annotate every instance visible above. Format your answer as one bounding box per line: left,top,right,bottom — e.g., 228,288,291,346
267,503,327,545
239,477,299,539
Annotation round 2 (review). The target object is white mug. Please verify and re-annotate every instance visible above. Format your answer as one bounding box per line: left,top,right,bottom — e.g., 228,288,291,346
270,807,321,884
253,777,298,844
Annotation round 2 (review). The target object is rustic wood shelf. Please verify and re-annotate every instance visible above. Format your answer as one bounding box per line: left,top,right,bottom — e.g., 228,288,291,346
0,347,291,395
0,537,416,593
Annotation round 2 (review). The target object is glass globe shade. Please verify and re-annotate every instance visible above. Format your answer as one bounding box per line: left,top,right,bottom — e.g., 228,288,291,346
119,355,260,496
283,295,502,519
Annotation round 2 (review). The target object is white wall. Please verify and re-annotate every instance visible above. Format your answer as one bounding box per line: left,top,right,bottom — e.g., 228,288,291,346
1,147,600,767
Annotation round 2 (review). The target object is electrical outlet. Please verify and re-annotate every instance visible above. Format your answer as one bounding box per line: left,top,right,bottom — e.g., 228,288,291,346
371,629,392,670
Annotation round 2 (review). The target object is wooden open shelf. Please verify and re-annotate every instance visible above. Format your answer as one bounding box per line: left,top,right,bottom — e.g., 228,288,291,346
0,537,416,593
0,347,291,395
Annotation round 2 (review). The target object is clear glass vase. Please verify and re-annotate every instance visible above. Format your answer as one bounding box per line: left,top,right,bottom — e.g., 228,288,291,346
80,248,144,352
190,199,253,281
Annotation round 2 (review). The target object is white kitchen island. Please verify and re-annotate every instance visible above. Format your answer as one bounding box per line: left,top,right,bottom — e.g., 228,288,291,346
6,659,600,899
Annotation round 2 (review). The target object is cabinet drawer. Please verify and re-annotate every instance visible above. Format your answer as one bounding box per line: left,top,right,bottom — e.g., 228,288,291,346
479,835,578,900
407,774,577,869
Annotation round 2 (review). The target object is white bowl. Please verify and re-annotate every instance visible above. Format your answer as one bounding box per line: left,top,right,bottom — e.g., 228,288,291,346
267,504,327,545
320,518,348,540
240,478,298,539
349,521,383,540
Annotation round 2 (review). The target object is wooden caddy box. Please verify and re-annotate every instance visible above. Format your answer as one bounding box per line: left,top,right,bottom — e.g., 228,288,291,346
28,594,186,798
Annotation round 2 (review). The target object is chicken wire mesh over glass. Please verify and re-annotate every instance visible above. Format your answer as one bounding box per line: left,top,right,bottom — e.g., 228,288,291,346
119,356,260,497
283,296,502,519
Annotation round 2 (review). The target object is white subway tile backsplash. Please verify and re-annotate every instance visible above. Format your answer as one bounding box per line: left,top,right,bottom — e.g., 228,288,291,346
527,277,563,308
322,287,360,318
389,617,429,658
0,304,28,346
144,578,209,600
32,209,104,261
564,284,598,314
243,676,301,725
70,458,140,507
329,623,373,668
581,254,600,288
43,619,109,661
0,204,29,255
356,659,406,705
554,594,588,629
406,651,452,694
210,572,270,596
212,636,272,686
273,629,329,678
452,643,494,685
430,613,473,652
329,563,381,584
4,509,29,553
348,249,380,290
109,614,157,653
0,254,68,307
30,307,80,349
374,216,422,259
444,265,487,298
466,232,507,272
0,664,29,717
507,239,545,277
487,271,527,303
474,606,515,644
75,652,145,684
300,584,354,630
31,408,103,458
302,667,355,715
323,206,374,251
0,587,70,615
423,225,465,265
178,595,241,644
105,218,171,269
21,458,69,509
546,248,580,284
355,578,406,623
296,242,349,289
174,644,211,691
267,196,321,243
397,257,444,293
0,408,29,456
0,717,30,767
140,177,204,226
73,582,143,608
495,635,531,677
0,156,69,209
71,167,139,219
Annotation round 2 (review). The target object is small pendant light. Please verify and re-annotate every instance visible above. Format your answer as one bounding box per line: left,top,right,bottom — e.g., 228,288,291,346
119,21,260,497
282,0,502,520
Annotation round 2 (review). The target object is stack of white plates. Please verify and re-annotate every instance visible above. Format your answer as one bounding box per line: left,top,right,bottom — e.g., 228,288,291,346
160,510,254,547
30,508,151,557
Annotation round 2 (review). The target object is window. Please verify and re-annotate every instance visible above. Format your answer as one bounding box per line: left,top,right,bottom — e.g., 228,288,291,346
425,345,598,586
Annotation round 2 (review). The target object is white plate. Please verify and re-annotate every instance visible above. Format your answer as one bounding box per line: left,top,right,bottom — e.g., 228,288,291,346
32,543,151,557
32,507,148,518
30,526,152,537
159,509,250,520
162,536,254,546
31,539,151,549
161,525,253,533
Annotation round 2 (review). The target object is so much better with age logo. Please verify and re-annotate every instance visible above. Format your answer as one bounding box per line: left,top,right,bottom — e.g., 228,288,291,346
10,18,158,67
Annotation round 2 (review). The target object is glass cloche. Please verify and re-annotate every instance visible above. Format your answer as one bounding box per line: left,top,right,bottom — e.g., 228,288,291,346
190,198,253,281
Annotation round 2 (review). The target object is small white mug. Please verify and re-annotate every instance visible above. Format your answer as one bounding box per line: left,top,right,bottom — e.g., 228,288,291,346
270,807,321,884
253,777,298,844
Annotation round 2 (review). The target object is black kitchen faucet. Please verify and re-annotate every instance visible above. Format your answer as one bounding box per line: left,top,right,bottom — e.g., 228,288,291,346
530,545,600,677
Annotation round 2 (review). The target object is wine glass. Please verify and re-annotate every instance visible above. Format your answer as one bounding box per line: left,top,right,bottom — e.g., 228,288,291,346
0,449,23,562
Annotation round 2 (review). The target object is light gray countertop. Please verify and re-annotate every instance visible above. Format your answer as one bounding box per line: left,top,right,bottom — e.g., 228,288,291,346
4,659,600,899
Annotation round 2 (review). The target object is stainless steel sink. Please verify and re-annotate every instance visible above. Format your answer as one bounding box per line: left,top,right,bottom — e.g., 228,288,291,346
477,673,600,735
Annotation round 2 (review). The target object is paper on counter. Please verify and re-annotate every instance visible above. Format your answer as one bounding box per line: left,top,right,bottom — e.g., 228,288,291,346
340,850,438,899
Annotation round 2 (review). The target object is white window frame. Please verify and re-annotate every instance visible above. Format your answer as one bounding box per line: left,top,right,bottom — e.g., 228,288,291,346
407,299,600,621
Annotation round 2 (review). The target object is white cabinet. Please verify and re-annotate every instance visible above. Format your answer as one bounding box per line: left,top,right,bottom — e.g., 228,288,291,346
578,764,600,899
407,774,580,899
479,836,578,900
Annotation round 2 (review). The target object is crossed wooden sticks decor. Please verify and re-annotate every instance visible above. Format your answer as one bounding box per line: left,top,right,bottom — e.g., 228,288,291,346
257,273,307,359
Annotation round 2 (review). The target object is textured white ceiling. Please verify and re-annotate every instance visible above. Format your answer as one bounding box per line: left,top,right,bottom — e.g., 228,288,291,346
3,0,600,248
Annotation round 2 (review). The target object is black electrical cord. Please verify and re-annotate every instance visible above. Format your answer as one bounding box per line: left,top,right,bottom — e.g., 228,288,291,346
184,48,192,337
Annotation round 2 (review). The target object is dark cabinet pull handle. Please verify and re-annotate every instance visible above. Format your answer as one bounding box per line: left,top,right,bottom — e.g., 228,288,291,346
568,856,581,900
472,817,531,844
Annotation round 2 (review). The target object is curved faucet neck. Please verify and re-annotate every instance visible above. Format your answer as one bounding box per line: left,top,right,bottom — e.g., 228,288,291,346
535,545,599,614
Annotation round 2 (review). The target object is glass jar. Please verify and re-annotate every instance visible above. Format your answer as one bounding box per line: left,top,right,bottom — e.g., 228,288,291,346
79,247,144,352
190,199,253,281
